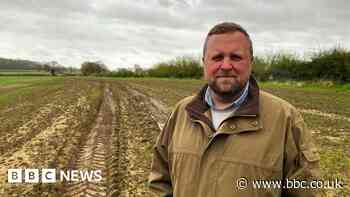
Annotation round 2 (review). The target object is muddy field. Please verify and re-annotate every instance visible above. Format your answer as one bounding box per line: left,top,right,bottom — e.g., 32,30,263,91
0,77,349,196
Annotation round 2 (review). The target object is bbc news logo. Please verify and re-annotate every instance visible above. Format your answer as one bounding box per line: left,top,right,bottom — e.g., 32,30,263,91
8,169,102,183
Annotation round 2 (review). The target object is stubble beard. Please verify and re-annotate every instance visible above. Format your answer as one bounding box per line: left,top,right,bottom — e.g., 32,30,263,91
208,78,244,102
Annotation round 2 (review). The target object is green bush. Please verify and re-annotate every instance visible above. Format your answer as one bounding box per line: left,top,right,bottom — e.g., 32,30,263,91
252,57,270,81
107,69,135,77
252,47,350,83
269,53,302,80
81,61,108,76
309,48,350,82
148,56,202,78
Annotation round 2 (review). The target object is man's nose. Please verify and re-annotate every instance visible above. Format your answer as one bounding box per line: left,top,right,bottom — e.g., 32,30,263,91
220,58,233,70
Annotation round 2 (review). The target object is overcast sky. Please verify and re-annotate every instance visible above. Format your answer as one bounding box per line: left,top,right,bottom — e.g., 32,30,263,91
0,0,349,70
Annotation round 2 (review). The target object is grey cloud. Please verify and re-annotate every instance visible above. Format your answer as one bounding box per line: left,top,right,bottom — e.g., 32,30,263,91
198,0,349,34
0,0,349,69
0,0,94,17
157,0,172,8
95,1,205,31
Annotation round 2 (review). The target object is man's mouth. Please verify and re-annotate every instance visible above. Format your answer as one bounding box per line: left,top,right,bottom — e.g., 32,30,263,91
215,75,236,78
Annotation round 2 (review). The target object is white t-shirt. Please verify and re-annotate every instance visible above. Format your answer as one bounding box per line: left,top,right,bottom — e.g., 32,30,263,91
204,81,250,130
211,107,238,130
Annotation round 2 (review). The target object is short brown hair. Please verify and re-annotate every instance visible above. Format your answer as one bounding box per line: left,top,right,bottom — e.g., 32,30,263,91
203,22,253,60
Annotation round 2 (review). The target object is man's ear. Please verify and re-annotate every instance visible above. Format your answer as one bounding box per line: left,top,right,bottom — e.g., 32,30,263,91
202,58,208,80
248,56,254,75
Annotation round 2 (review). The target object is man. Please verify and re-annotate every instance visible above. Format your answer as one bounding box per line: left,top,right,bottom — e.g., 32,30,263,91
148,22,321,196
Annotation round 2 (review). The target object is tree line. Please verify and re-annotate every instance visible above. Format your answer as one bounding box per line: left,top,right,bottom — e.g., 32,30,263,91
87,47,350,83
0,58,38,70
82,56,203,79
0,58,79,76
1,47,349,82
252,47,350,82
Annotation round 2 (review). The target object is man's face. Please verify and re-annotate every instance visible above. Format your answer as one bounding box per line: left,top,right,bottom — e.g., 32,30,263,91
203,32,252,98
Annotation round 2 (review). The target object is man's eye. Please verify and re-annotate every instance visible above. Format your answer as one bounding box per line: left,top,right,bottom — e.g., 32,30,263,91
230,54,242,61
212,54,223,61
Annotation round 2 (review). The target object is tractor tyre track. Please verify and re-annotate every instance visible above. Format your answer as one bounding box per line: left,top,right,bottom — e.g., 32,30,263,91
64,86,116,197
112,83,161,196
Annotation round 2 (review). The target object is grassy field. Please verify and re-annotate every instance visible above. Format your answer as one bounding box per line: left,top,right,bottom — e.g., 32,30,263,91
0,76,348,196
0,70,51,76
0,76,66,109
0,76,60,85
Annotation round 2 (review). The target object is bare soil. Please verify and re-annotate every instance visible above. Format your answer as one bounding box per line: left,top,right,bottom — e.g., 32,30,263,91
1,78,348,196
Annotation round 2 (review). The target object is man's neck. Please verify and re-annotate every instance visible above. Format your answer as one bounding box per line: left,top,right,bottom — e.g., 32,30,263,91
211,91,240,110
209,81,250,110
